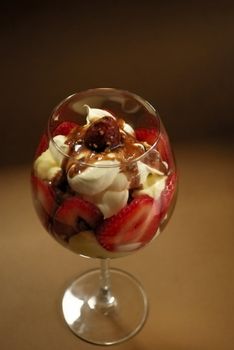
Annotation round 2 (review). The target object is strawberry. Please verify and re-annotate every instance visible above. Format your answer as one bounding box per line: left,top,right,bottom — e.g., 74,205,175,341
35,133,49,157
160,172,177,220
31,175,56,229
34,122,78,158
96,195,161,252
135,127,174,168
135,127,159,145
53,121,78,136
84,116,121,152
157,133,174,167
52,197,104,241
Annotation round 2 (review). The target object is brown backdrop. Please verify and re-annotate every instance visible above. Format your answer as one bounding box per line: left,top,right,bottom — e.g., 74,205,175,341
1,1,234,166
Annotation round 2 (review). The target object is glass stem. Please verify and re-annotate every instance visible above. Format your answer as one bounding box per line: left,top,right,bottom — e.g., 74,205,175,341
98,259,114,308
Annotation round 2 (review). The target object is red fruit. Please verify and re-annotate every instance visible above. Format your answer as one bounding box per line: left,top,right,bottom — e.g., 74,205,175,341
53,121,78,136
96,195,160,252
157,133,174,167
53,197,104,239
160,172,177,220
31,175,56,229
31,176,56,214
35,133,49,157
84,116,121,152
135,128,158,145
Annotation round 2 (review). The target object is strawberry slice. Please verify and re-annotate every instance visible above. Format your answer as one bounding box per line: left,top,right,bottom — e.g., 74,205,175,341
135,127,174,168
52,197,104,241
157,133,174,167
135,127,159,145
96,195,161,252
31,175,56,229
35,122,78,157
160,172,177,220
53,121,78,136
35,133,49,157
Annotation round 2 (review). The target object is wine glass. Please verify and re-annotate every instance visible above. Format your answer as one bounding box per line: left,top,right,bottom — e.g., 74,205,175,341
31,88,177,345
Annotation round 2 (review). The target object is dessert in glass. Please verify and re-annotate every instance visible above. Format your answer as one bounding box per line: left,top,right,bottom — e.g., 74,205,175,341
31,88,177,345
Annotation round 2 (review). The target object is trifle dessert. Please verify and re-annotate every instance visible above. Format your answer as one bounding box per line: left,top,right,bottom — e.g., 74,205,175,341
31,88,177,259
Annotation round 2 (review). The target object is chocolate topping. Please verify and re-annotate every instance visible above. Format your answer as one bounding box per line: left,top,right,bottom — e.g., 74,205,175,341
56,113,165,182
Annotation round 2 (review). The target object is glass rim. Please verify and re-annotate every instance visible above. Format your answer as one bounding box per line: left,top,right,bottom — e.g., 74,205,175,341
47,87,161,168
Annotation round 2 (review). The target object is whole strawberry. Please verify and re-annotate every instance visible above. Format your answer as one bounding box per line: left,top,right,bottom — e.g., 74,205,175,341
84,116,121,152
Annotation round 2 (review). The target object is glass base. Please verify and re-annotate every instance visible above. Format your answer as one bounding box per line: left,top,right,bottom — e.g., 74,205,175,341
62,268,148,345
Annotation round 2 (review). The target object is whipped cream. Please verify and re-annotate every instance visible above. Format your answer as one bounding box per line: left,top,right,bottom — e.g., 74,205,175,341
122,122,135,136
68,160,129,217
133,161,167,199
85,105,114,123
49,135,69,163
83,172,129,218
67,159,120,196
85,105,135,136
34,149,61,181
34,135,69,181
138,161,164,183
98,189,128,218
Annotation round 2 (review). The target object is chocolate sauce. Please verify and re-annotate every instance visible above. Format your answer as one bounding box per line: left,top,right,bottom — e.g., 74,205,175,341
58,116,150,181
51,114,166,194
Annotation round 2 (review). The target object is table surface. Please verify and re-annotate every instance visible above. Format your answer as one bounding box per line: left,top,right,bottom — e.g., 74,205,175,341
0,143,233,350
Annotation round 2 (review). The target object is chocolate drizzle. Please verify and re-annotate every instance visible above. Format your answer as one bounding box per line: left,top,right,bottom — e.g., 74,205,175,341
49,111,168,189
61,117,151,179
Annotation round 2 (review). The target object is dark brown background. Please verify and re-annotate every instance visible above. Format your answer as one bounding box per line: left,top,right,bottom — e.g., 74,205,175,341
1,1,234,166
